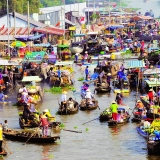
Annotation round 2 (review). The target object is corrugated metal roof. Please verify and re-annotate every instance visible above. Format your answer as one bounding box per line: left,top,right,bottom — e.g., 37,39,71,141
11,12,47,28
125,60,145,68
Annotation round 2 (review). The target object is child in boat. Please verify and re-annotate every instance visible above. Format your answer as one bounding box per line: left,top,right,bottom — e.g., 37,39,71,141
40,114,49,137
67,97,74,110
2,120,8,131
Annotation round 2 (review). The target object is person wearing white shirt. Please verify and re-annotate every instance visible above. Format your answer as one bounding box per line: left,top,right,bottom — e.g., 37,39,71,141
85,89,94,99
61,91,67,109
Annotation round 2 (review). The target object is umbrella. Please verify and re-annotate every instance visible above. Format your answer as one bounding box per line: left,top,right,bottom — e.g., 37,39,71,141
11,41,26,47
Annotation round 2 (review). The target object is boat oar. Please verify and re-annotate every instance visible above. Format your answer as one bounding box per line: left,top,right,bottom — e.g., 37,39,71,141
82,117,99,125
23,127,39,145
3,139,12,154
63,129,82,133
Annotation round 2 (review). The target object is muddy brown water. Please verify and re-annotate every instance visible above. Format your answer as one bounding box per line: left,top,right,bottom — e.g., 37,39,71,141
0,63,160,160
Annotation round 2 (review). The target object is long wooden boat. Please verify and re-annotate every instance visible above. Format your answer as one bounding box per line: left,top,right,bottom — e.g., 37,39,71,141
3,130,60,143
136,127,148,139
57,100,79,115
108,115,130,126
79,98,99,111
19,115,61,129
99,109,112,122
0,149,7,156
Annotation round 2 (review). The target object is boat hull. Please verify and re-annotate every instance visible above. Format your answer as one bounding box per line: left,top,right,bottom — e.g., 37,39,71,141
108,116,130,126
3,130,60,143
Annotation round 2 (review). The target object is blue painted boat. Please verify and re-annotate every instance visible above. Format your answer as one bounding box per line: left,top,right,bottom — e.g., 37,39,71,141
136,127,148,139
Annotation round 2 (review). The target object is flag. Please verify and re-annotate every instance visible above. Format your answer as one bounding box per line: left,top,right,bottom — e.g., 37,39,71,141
0,25,5,32
55,21,60,27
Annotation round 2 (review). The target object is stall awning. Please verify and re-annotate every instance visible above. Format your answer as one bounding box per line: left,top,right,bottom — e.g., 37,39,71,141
143,68,160,75
0,60,20,66
125,60,145,68
34,43,50,47
145,80,160,87
15,34,44,42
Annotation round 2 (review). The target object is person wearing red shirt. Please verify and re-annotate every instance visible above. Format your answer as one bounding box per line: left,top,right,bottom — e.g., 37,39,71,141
148,89,154,102
40,114,49,137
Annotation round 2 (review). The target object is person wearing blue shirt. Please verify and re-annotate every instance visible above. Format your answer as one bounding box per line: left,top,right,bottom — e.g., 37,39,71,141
85,66,89,80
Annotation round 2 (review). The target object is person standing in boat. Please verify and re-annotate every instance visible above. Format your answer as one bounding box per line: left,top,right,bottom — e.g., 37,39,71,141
0,92,5,102
22,104,33,124
110,101,118,121
85,66,89,80
148,88,155,102
2,120,8,132
115,91,123,105
0,123,4,154
40,114,49,137
61,91,67,110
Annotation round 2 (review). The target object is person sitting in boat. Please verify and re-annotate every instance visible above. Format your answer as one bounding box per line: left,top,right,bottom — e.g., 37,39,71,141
21,92,29,104
86,99,93,106
40,114,49,137
67,97,74,110
110,101,118,121
136,100,145,113
0,92,5,102
82,82,89,91
22,85,28,94
117,110,123,122
43,109,56,122
85,89,94,100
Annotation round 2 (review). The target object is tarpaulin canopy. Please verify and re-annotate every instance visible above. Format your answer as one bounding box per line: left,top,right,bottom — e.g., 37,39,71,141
125,60,145,69
15,34,44,42
106,25,124,30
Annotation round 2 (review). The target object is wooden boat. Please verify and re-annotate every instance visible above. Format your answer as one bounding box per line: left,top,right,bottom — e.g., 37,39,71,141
0,149,7,156
99,109,112,122
79,98,99,111
94,82,111,94
147,138,160,155
57,100,79,115
19,115,61,129
3,130,60,143
131,111,142,123
108,115,130,126
136,127,148,139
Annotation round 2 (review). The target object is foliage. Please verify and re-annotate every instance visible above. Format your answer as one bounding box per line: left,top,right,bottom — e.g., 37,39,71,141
44,87,62,94
44,85,76,94
78,77,85,81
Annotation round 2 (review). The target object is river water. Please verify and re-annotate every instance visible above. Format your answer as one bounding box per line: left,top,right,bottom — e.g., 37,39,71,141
0,62,160,160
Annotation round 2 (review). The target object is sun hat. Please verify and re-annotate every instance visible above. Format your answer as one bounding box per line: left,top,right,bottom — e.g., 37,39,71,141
137,100,141,103
112,100,116,104
149,88,153,91
43,109,49,113
86,89,90,92
107,73,111,76
117,90,121,93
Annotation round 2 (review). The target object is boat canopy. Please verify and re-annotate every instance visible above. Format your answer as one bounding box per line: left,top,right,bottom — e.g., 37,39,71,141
0,60,20,66
145,80,160,87
22,76,42,82
106,25,124,30
55,61,73,66
74,34,86,37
